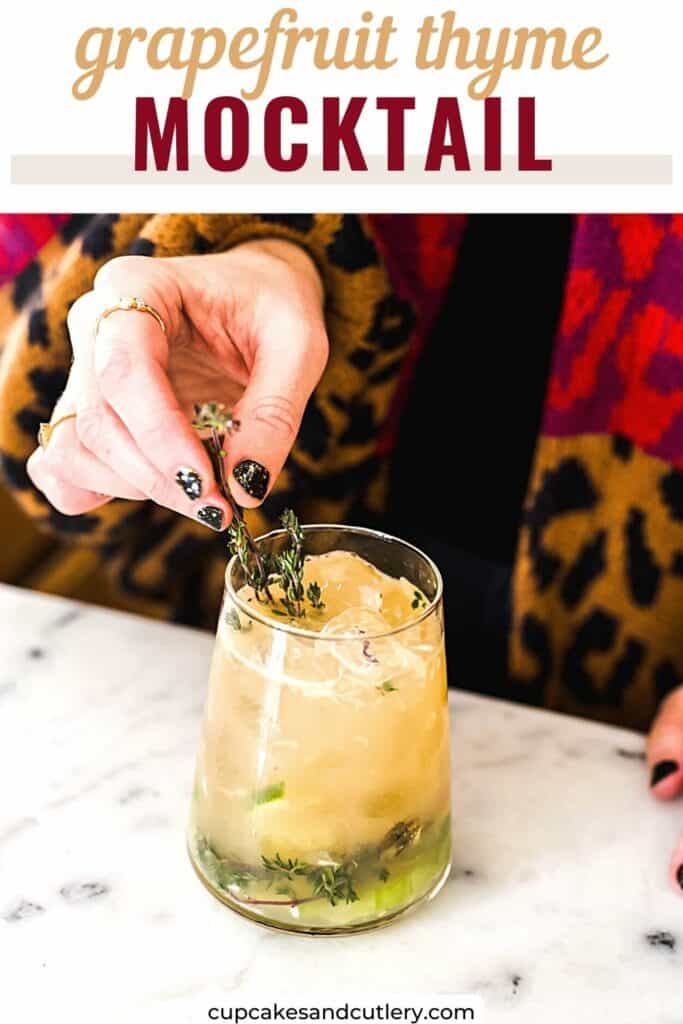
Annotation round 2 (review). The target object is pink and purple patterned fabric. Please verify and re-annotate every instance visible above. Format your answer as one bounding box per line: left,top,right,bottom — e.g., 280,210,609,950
0,214,68,287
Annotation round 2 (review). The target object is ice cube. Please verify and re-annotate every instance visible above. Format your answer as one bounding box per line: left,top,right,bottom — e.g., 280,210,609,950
319,607,413,681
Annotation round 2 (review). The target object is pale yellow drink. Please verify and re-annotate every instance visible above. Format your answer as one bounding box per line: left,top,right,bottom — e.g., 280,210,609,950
188,531,451,933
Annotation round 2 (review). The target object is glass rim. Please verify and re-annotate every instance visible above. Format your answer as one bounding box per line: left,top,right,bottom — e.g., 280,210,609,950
224,523,443,641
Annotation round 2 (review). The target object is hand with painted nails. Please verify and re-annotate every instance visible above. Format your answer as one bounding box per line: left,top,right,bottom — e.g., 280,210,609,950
26,239,328,531
647,687,683,893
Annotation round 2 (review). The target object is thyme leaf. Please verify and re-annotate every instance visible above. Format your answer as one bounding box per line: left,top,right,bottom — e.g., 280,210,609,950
261,853,308,879
306,581,325,610
262,854,359,907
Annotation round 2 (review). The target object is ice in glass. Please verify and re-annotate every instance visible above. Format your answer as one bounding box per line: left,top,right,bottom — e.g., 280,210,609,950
188,526,452,934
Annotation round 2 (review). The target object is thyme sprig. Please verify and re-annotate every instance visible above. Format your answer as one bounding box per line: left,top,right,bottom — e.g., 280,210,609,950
261,854,359,906
193,402,323,619
274,509,305,616
226,516,274,603
193,402,273,600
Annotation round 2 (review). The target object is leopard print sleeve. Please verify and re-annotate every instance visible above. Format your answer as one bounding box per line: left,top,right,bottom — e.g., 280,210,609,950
0,213,404,625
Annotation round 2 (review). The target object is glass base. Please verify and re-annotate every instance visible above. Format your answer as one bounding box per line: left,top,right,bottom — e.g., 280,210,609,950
188,845,451,936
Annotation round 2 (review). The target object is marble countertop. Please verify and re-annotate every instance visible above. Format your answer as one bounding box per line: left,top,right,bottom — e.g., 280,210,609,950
1,583,681,1023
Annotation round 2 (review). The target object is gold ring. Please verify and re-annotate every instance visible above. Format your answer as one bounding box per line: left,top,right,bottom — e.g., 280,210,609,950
38,413,77,450
95,297,167,337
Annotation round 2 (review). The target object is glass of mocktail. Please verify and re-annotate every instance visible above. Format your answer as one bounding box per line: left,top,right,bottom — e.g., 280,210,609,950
188,525,452,934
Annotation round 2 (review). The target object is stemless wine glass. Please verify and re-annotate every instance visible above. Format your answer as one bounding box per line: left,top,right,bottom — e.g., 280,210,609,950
187,525,452,934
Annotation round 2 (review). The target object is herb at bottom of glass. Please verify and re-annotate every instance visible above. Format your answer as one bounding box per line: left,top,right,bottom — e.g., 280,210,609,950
216,864,256,888
196,818,430,910
308,863,359,906
261,853,308,879
377,680,398,694
196,838,257,889
379,819,422,855
261,854,358,906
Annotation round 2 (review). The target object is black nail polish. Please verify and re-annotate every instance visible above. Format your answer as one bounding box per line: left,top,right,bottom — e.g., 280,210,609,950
233,459,270,500
175,467,202,501
650,760,679,787
197,506,224,532
677,864,683,891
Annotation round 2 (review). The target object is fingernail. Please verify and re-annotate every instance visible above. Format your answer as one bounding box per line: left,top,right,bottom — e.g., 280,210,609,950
677,864,683,891
175,467,202,501
233,459,270,500
651,760,679,788
197,506,224,531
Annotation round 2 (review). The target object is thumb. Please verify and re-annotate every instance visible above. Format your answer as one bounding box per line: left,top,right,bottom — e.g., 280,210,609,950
226,320,328,507
647,685,683,800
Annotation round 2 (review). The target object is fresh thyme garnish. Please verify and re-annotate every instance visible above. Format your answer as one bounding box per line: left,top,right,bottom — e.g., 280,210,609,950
306,581,325,611
192,402,322,617
376,680,398,694
193,402,273,601
226,516,274,603
192,402,240,434
274,509,305,617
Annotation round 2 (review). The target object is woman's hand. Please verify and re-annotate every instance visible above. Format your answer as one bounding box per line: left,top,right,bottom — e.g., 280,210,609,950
647,687,683,892
27,239,328,531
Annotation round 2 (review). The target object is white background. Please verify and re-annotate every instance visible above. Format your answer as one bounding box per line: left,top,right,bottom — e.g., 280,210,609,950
0,0,680,211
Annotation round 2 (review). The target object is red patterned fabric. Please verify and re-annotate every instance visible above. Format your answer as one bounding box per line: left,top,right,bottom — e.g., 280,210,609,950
545,214,683,468
0,215,68,286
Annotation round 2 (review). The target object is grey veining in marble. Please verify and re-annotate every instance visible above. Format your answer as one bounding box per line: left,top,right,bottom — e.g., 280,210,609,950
1,583,682,1024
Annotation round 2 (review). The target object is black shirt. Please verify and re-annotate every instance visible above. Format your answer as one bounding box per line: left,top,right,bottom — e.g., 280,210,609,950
387,214,574,687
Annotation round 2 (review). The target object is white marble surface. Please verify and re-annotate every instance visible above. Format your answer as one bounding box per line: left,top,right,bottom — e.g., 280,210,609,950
1,582,682,1023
